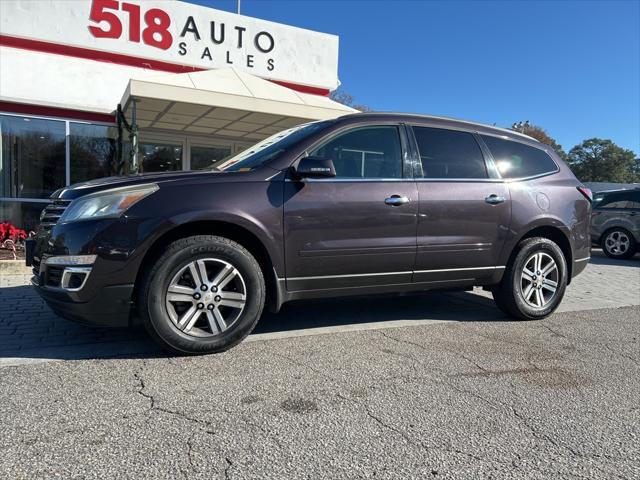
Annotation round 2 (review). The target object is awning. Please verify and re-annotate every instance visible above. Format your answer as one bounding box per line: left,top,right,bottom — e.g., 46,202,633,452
119,68,356,142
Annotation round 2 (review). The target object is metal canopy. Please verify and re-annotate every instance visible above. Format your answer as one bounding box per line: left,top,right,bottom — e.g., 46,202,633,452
119,68,355,143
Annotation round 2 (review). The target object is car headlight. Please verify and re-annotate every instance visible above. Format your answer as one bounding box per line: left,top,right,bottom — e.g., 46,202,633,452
59,184,159,223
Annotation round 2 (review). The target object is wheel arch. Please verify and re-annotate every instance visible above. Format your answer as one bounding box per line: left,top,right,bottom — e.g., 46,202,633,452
508,225,574,283
133,219,282,314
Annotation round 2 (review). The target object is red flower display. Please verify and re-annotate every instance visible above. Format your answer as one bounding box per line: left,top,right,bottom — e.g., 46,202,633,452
1,222,28,243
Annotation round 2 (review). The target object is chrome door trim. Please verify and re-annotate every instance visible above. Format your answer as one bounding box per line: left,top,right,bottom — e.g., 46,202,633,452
285,265,505,281
412,266,505,274
287,271,413,281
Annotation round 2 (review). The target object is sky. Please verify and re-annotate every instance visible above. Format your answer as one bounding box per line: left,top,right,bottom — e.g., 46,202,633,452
190,0,640,155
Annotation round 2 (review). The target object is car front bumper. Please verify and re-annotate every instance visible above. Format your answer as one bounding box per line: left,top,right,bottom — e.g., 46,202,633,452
32,275,135,327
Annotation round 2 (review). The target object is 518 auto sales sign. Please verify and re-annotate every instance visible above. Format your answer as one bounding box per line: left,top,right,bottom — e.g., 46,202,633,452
0,0,340,92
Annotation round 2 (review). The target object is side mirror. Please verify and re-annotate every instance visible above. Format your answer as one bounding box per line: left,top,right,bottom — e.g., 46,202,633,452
294,156,336,179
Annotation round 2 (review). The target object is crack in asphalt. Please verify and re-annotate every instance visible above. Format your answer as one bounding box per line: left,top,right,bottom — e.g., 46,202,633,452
373,327,630,475
540,322,567,338
604,343,639,366
271,350,486,463
224,457,233,480
133,365,237,479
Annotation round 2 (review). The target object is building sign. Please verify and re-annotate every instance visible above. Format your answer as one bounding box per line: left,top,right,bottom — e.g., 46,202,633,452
0,0,339,91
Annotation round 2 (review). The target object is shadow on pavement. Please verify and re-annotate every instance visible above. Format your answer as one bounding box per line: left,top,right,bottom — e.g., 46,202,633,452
0,283,505,364
589,248,640,267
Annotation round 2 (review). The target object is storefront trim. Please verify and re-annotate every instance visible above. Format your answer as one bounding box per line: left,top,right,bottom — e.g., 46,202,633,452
0,101,115,124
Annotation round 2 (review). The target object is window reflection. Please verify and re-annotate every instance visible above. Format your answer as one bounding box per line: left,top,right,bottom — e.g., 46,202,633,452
70,123,119,184
190,145,232,170
0,115,65,198
139,143,182,172
0,200,49,232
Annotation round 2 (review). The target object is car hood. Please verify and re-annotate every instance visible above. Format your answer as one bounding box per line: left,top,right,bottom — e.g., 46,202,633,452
51,169,271,200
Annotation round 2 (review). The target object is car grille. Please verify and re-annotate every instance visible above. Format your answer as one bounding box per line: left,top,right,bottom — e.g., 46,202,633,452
40,200,71,229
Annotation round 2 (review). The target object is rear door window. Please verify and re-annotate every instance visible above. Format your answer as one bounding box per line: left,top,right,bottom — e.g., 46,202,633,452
412,126,488,179
481,135,558,179
594,191,640,209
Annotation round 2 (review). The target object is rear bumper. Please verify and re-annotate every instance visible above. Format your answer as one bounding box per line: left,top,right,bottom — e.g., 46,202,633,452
572,255,590,278
33,277,135,327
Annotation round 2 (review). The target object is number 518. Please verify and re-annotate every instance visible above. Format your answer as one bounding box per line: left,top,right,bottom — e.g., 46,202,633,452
88,0,173,50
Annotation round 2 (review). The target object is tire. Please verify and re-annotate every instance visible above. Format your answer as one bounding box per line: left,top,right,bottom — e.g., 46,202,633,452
492,237,567,320
139,235,265,355
600,228,636,260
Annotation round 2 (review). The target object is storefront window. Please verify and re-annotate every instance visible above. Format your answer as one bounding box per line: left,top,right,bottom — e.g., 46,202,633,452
70,123,118,184
0,115,65,198
0,200,49,233
139,142,182,173
190,145,232,170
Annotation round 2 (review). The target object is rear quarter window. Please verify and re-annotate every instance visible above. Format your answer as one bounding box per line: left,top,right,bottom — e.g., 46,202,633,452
594,191,640,209
481,135,558,179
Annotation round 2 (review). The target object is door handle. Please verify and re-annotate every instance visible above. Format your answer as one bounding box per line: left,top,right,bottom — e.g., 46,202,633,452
485,194,506,205
385,195,410,206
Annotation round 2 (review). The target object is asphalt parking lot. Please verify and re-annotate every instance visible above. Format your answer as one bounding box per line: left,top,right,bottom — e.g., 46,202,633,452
0,250,639,479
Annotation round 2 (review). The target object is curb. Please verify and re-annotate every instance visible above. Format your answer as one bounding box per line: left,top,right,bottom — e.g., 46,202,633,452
0,260,31,276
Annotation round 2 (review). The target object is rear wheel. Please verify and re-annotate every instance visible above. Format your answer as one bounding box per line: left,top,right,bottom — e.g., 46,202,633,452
139,235,265,355
601,228,636,260
492,237,567,320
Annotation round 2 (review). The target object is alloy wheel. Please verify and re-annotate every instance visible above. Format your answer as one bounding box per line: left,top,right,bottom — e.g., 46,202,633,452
520,252,559,309
165,258,247,337
604,231,630,256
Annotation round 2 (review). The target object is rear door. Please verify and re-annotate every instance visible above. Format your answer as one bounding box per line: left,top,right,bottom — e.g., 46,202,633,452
283,124,418,291
410,125,511,283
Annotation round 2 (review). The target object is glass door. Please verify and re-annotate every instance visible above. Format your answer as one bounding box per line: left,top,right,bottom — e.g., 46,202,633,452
138,134,185,173
187,140,233,170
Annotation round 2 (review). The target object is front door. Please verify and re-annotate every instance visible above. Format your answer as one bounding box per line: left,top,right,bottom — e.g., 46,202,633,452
284,125,418,291
409,125,511,283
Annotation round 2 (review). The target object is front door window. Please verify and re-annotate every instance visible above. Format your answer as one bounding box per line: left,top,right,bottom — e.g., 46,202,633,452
310,126,403,179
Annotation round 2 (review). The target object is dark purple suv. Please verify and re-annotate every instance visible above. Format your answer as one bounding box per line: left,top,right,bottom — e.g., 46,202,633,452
28,113,592,354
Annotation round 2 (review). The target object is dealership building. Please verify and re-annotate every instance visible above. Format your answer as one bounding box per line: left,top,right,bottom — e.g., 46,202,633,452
0,0,353,230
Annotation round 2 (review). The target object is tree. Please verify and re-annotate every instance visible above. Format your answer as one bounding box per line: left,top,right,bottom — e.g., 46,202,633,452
567,138,639,183
329,89,372,112
511,121,567,160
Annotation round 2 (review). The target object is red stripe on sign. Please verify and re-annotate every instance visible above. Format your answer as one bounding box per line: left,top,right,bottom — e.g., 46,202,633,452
0,34,331,97
0,101,115,123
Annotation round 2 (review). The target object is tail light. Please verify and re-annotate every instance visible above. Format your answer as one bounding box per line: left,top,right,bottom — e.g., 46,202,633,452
577,186,592,202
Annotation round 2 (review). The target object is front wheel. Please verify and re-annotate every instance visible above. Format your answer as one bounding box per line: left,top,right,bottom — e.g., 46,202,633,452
139,235,265,355
492,237,567,320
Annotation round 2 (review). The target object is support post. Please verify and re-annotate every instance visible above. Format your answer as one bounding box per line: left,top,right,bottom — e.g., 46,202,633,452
116,104,126,175
129,99,139,174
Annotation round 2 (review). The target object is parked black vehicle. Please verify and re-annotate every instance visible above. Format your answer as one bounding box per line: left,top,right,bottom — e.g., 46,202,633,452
27,113,592,354
591,188,640,259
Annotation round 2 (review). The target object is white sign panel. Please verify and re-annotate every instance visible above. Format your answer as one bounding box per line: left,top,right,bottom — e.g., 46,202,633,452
0,0,339,91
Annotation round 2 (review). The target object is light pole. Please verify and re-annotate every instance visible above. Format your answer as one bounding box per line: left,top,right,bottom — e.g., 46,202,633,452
237,0,241,14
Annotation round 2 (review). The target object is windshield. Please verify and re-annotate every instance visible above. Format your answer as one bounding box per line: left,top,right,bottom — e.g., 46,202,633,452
210,121,332,172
